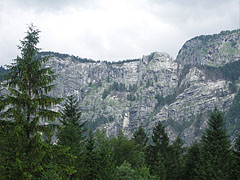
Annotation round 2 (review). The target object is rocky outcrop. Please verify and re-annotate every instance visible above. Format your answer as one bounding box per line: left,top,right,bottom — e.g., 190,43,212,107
42,29,240,145
176,29,240,66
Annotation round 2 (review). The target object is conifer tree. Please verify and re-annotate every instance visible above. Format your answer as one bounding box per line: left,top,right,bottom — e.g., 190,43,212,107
233,134,240,179
95,130,115,180
146,121,169,179
168,136,186,180
0,24,62,179
82,131,99,180
58,95,86,153
57,94,86,179
113,161,137,180
183,142,201,180
133,126,148,150
111,131,145,168
196,108,233,180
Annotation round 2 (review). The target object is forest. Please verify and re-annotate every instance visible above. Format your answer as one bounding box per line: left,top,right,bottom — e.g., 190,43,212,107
0,26,240,180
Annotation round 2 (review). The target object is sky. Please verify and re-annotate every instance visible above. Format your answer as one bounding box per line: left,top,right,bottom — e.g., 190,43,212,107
0,0,239,66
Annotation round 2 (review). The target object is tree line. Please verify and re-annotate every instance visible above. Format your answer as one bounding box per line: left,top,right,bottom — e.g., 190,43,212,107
0,25,240,180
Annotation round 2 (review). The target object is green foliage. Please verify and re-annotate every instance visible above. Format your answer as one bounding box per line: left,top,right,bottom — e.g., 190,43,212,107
113,161,137,180
135,166,157,180
192,29,239,44
57,95,86,179
110,82,126,92
104,58,140,65
178,64,192,86
0,66,8,81
146,121,169,178
197,59,240,82
128,84,137,92
183,142,201,180
167,136,186,180
81,131,99,180
229,82,237,93
155,92,177,108
39,51,96,63
127,93,136,101
133,126,148,149
102,88,110,99
0,24,62,179
225,91,240,136
111,131,145,168
41,144,76,180
95,130,115,180
1,25,240,180
196,108,233,180
58,95,86,152
233,134,240,179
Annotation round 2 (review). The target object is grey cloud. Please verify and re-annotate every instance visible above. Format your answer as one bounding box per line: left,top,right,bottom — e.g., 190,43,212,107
147,0,238,27
150,0,235,8
4,0,97,12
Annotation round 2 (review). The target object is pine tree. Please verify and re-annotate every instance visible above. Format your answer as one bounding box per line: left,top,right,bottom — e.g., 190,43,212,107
95,130,115,180
58,95,86,153
183,142,201,180
133,126,148,150
82,131,99,180
233,134,240,179
146,121,169,179
57,95,86,179
167,136,186,180
111,131,145,168
0,24,61,179
196,108,233,180
113,161,137,180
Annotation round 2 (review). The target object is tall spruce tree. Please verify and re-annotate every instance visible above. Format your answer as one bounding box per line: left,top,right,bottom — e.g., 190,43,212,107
183,142,201,180
196,108,233,180
146,121,169,179
233,134,240,179
168,136,185,180
94,130,115,180
82,131,99,180
111,131,145,168
57,94,86,179
0,24,62,179
58,95,86,153
133,126,148,150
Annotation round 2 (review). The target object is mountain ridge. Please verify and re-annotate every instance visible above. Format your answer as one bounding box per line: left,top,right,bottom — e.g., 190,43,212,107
1,29,240,144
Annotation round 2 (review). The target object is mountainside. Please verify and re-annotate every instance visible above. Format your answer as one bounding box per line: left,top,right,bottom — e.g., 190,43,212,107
176,29,240,66
2,29,239,145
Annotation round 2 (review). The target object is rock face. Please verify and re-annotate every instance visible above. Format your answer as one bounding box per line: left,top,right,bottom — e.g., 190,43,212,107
176,29,240,66
43,29,240,144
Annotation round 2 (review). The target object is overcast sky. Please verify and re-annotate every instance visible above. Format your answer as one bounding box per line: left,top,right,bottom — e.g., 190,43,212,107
0,0,239,66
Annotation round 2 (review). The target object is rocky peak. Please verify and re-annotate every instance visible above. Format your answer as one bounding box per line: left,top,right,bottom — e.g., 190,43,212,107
176,29,240,66
34,29,240,145
141,52,172,64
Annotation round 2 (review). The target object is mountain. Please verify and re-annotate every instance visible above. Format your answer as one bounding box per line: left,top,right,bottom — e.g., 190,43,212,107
2,29,240,144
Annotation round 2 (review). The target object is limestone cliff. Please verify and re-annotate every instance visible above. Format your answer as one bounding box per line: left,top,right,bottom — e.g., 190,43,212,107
39,29,240,144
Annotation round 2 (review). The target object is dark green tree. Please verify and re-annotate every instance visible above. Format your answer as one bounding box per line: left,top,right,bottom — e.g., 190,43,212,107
113,161,137,180
111,131,145,168
57,95,86,179
146,121,169,179
82,131,99,180
0,24,62,179
233,134,240,179
133,126,148,150
196,108,233,180
183,142,201,180
58,95,86,153
94,130,115,180
168,136,186,180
